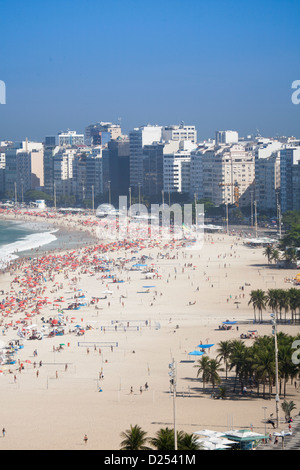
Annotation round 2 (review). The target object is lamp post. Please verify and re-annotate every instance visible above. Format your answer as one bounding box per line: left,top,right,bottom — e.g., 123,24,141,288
54,182,56,211
108,181,111,205
254,200,258,238
271,312,280,428
168,359,177,450
14,182,17,206
92,185,94,214
263,406,267,437
138,182,141,214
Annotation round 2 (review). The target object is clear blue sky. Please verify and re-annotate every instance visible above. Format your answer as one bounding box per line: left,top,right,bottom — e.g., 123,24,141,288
0,0,299,141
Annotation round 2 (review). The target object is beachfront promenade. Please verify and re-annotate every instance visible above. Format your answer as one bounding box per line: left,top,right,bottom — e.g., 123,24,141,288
258,414,300,450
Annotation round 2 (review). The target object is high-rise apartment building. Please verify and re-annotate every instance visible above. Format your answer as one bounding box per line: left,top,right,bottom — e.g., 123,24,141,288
4,140,44,197
43,136,57,196
85,122,122,146
254,140,283,212
164,150,191,194
107,138,130,197
142,142,164,198
292,162,300,211
280,146,300,212
215,130,239,145
129,125,162,194
72,152,103,201
190,143,255,207
53,147,77,197
58,130,84,147
162,125,197,143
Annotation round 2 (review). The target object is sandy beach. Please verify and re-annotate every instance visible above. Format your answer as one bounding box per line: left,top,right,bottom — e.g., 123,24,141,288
0,208,299,450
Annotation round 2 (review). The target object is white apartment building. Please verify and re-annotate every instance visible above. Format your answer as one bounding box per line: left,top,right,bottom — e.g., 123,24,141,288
53,147,77,196
4,140,44,195
190,144,255,207
215,130,239,145
0,152,5,191
164,150,192,194
162,125,197,144
254,140,283,212
58,130,84,147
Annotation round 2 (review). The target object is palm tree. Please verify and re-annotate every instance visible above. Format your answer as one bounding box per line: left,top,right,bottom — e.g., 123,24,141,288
178,433,203,450
150,428,203,450
284,247,297,265
228,340,248,393
277,289,290,322
207,359,223,390
248,289,268,323
267,289,279,315
217,340,232,380
288,288,300,324
120,424,150,450
149,428,177,451
271,248,280,264
252,344,275,399
194,356,211,391
264,245,273,264
281,400,297,422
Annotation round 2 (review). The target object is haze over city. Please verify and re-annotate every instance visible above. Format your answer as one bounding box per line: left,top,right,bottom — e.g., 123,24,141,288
1,0,300,141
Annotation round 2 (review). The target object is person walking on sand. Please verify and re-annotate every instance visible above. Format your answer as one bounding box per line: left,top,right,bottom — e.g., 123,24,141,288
84,434,88,445
2,428,5,438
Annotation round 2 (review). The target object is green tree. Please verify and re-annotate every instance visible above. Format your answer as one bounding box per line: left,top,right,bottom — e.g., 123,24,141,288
194,356,211,391
178,433,203,450
119,424,150,450
252,342,275,399
271,249,280,264
264,245,273,264
281,400,297,422
217,340,232,380
207,359,223,390
248,289,268,323
149,428,176,451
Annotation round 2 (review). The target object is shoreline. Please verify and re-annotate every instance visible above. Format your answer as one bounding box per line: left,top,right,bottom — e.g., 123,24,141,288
0,210,100,273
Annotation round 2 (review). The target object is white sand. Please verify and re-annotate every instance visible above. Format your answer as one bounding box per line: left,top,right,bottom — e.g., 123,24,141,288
0,210,299,450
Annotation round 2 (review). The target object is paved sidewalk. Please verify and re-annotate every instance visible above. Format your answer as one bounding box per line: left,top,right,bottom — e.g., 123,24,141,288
258,415,300,450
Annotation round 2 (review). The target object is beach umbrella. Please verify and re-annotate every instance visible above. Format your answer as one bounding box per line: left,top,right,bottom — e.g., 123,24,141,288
188,350,204,356
197,344,214,349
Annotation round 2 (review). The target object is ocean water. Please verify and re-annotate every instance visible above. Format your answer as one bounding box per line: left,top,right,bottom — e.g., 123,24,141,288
0,219,95,269
0,219,58,268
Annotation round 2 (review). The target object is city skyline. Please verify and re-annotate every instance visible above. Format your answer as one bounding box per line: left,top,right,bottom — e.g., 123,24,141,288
0,0,300,141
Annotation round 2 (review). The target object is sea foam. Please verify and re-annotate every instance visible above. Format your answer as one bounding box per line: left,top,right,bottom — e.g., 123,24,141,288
0,229,58,269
